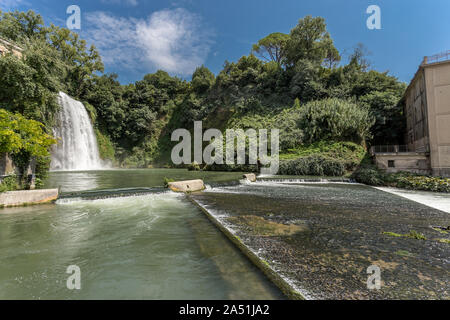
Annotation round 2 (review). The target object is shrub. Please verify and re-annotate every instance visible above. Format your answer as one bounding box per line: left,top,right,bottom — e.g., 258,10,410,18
281,141,365,171
95,129,115,161
352,166,385,186
298,98,375,144
187,161,201,171
163,177,174,188
0,174,18,193
396,175,450,193
279,155,345,176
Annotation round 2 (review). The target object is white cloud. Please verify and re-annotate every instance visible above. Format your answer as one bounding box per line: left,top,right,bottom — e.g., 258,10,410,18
100,0,139,6
84,8,212,76
0,0,26,10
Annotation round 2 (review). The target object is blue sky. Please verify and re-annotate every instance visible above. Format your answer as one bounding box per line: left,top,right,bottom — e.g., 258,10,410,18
2,0,450,84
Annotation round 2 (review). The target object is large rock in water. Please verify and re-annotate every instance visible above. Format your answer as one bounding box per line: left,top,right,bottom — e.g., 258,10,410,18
168,180,205,193
243,173,257,182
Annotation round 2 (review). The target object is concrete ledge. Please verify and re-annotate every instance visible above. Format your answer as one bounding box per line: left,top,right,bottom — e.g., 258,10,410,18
168,180,205,193
243,173,257,182
0,189,59,208
188,196,305,300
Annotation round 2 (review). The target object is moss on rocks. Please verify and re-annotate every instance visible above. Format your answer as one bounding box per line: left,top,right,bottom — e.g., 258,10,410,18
227,215,307,237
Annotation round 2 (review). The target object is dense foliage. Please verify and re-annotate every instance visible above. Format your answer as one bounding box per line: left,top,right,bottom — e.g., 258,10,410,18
1,11,408,179
352,161,450,193
0,109,55,187
279,155,345,177
0,10,103,127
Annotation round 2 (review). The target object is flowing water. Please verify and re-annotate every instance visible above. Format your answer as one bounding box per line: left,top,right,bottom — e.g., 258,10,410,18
50,92,103,171
44,169,246,193
2,170,448,299
192,181,450,299
0,170,283,300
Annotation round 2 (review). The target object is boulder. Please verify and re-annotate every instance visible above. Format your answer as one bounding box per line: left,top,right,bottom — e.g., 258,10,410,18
243,173,257,182
168,179,205,193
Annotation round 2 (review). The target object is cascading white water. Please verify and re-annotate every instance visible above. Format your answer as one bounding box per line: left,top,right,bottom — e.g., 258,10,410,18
50,92,103,171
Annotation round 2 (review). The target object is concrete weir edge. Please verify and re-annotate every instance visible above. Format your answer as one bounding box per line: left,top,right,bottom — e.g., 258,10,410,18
0,189,59,208
187,195,306,300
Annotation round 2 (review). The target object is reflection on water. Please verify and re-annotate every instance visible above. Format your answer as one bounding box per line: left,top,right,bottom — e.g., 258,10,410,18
48,172,100,192
0,193,283,300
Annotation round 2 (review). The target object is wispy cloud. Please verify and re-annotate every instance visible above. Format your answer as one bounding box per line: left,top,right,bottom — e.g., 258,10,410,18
0,0,26,10
100,0,139,6
83,8,213,76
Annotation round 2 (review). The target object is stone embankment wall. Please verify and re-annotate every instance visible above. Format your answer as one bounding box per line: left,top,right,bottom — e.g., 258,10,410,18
0,189,59,208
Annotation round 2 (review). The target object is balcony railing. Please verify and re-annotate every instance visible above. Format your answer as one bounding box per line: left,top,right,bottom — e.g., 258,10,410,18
423,50,450,65
371,145,409,154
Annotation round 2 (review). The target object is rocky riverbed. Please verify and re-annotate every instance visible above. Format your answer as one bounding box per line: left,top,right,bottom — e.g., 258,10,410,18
191,182,450,299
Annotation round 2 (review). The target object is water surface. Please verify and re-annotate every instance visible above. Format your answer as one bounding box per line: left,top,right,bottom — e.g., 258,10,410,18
44,169,245,193
0,170,283,300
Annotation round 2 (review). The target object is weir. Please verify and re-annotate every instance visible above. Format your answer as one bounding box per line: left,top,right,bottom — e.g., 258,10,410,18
50,92,103,171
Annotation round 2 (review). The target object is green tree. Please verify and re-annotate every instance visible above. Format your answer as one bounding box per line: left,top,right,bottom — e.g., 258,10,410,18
46,25,104,97
192,65,215,94
0,10,45,42
323,42,341,69
0,109,56,182
285,16,338,66
252,32,290,65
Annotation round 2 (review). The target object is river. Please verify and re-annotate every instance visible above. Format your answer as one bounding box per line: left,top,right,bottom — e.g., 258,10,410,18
0,169,283,300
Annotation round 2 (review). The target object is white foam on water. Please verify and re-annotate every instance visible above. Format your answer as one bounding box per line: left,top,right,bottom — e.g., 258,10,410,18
375,187,450,214
56,191,181,206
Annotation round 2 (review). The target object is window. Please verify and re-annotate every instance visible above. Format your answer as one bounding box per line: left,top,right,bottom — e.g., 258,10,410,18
388,160,395,168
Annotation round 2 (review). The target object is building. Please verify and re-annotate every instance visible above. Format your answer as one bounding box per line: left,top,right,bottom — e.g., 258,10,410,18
0,38,23,58
372,51,450,177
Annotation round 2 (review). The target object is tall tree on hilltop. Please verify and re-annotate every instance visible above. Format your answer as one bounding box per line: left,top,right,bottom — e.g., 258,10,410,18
285,16,338,67
252,32,290,65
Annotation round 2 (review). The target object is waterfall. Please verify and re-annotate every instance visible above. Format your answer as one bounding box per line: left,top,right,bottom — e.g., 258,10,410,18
50,92,103,171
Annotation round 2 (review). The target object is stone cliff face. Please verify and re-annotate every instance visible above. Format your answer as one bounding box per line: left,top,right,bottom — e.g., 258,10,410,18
0,38,23,58
0,153,15,176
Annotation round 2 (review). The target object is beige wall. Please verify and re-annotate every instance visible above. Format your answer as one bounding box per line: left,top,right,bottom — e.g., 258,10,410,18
404,69,430,153
0,153,15,176
424,61,450,177
374,154,431,175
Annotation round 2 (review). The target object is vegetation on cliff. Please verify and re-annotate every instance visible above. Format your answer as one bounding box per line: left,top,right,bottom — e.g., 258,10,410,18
0,10,407,178
0,109,55,190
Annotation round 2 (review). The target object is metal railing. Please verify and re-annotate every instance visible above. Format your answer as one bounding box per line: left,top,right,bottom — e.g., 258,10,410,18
371,145,409,154
424,50,450,64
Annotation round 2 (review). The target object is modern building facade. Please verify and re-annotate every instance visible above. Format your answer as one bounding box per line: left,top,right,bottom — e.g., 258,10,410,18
373,51,450,177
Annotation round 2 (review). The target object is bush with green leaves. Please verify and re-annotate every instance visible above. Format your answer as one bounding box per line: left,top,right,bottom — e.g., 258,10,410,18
0,174,18,193
187,161,201,171
279,155,345,176
0,109,56,185
163,177,174,188
351,166,385,186
396,175,450,193
298,98,375,144
281,141,365,171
